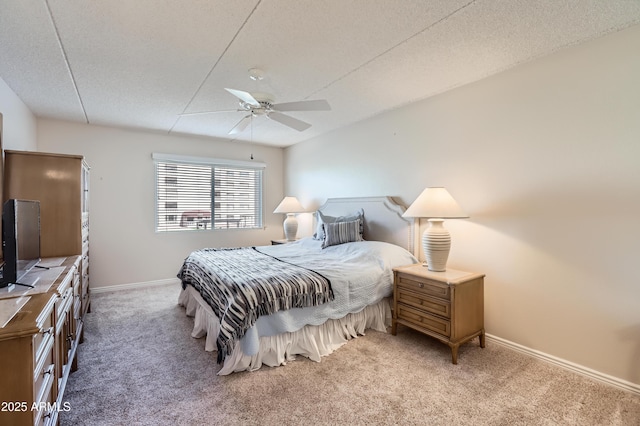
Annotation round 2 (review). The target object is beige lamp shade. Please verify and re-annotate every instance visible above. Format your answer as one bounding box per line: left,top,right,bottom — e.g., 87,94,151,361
273,196,305,214
274,196,305,241
403,187,467,272
402,187,468,219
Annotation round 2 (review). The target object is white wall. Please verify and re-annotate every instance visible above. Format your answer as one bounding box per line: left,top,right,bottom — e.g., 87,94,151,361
37,119,286,288
0,76,37,150
285,25,640,386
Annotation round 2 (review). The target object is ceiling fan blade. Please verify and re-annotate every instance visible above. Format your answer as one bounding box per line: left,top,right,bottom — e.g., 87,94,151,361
272,99,331,112
179,109,239,117
224,88,260,108
267,111,312,132
229,115,252,135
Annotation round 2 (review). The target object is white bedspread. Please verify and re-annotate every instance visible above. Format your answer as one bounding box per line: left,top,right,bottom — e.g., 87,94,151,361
235,237,418,356
178,237,418,373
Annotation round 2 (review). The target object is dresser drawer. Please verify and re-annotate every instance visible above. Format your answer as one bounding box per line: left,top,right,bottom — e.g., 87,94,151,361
74,295,82,321
56,287,74,331
33,333,55,408
397,287,451,319
82,258,89,278
396,273,450,300
82,219,89,243
33,375,55,426
73,273,81,297
82,279,90,302
397,303,451,337
33,317,54,363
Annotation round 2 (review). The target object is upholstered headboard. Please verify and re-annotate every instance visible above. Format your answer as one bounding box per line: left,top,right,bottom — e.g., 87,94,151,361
316,196,416,255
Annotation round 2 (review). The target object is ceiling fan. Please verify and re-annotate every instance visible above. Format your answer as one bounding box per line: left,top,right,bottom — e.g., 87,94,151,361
181,69,331,135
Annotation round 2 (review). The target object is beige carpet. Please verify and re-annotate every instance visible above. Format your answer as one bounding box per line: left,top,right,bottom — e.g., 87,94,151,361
61,284,640,425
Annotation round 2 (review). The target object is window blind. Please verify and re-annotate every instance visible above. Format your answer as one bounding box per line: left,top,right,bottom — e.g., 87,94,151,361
154,154,264,232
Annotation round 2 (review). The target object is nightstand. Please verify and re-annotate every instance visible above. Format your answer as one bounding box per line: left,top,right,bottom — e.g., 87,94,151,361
391,264,485,364
270,239,299,245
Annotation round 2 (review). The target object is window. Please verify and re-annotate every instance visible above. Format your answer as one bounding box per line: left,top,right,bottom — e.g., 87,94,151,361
153,153,265,232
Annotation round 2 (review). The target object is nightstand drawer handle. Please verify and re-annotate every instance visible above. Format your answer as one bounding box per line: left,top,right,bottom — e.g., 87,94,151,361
418,283,424,288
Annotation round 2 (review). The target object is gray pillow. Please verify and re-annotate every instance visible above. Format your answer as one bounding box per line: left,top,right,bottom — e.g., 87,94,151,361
313,208,364,241
321,219,363,248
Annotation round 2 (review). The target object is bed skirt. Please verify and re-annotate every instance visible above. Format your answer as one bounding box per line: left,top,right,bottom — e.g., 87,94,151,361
178,285,391,375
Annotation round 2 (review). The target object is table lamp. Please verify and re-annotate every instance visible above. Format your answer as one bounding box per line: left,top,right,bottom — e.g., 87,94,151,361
403,187,468,271
273,196,305,241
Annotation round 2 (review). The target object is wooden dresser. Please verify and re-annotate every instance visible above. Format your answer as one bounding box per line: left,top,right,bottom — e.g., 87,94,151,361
4,150,91,323
391,264,485,364
0,256,81,425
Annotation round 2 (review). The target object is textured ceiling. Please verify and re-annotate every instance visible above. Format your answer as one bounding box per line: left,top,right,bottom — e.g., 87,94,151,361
1,0,639,147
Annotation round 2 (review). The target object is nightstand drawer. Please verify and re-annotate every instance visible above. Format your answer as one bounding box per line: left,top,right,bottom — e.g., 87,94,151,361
397,303,450,337
397,287,451,319
396,273,450,300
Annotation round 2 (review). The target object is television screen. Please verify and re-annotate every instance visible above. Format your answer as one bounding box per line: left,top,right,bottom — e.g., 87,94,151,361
1,199,41,287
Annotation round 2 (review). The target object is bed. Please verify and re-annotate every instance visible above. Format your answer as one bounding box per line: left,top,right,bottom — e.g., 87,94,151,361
177,196,418,374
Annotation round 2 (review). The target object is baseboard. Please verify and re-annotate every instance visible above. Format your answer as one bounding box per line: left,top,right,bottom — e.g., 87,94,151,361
91,278,180,294
486,334,640,396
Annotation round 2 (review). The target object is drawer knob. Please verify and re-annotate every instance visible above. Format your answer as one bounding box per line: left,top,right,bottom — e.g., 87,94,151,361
43,364,54,378
418,283,424,288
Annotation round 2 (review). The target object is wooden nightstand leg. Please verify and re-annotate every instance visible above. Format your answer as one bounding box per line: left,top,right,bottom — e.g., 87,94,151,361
450,344,459,364
479,330,486,348
391,320,397,335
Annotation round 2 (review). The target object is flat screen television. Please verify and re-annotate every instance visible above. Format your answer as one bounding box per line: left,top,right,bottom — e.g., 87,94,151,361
1,199,41,288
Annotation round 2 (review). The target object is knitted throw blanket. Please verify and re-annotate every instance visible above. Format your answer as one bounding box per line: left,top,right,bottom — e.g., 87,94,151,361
177,247,333,362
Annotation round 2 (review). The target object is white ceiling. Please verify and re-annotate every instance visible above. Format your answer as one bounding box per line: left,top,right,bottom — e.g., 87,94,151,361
1,1,639,147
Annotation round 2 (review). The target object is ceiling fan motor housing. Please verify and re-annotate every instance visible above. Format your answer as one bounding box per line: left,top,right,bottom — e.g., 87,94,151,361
239,101,273,115
240,92,274,114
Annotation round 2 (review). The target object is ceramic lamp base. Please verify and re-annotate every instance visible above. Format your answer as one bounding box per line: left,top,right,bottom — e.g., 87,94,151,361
283,213,298,241
422,218,450,272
